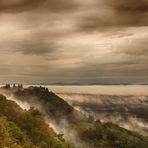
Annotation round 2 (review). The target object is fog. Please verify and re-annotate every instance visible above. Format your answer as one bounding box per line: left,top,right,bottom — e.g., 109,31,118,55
16,85,148,136
0,85,148,142
46,85,148,96
0,89,86,147
6,94,31,110
45,85,148,136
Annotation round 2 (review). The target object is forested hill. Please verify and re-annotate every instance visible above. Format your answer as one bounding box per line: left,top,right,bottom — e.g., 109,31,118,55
0,86,148,148
0,95,73,148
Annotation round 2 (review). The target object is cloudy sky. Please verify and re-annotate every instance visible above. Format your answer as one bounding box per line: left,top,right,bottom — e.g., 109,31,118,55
0,0,148,84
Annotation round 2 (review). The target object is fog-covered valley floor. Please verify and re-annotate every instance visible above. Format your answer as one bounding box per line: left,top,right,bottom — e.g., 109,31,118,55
46,85,148,136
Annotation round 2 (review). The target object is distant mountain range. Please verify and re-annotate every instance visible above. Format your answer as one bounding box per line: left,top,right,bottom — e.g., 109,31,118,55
25,82,148,86
1,82,148,86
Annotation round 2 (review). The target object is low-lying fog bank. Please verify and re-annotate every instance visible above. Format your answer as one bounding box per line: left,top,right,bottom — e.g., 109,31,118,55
46,85,148,96
43,85,148,136
1,85,148,137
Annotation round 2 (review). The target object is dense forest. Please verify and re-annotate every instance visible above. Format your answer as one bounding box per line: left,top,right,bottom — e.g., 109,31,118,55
0,95,73,148
0,86,148,148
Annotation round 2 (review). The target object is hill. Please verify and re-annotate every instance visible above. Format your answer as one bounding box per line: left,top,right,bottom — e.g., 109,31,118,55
1,85,148,148
0,95,74,148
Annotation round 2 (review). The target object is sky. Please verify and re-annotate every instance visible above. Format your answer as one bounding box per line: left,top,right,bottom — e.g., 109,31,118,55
0,0,148,84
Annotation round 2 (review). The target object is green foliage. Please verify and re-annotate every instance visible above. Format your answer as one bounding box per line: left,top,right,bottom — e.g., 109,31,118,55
81,121,148,148
0,95,73,148
1,87,148,148
0,116,33,148
15,87,73,120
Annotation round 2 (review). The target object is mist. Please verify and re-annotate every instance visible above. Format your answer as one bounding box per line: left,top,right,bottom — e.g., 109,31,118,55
0,89,87,147
0,85,148,147
46,85,148,136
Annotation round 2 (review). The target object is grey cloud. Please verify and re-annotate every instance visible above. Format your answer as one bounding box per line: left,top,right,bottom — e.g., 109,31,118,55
0,0,77,13
120,48,148,57
0,0,45,12
0,0,148,84
108,0,148,14
46,62,148,84
79,0,148,32
0,25,58,56
115,37,148,57
15,39,56,55
0,36,57,56
108,0,148,25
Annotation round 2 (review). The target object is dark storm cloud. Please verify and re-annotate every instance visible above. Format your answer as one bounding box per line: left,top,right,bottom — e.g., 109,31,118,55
79,0,148,32
0,0,45,12
109,0,148,13
0,0,77,13
0,0,148,84
115,37,148,57
15,40,56,55
120,48,148,57
0,28,57,55
108,0,148,25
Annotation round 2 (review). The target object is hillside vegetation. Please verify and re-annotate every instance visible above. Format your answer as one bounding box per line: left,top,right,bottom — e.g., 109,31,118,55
0,95,73,148
1,86,148,148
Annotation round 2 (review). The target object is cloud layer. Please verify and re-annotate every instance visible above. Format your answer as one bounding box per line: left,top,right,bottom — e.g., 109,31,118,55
79,0,148,31
0,0,77,12
0,0,148,84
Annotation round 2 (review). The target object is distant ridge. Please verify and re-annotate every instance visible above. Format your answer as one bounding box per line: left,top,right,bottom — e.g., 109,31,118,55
24,82,148,86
